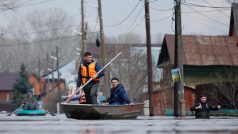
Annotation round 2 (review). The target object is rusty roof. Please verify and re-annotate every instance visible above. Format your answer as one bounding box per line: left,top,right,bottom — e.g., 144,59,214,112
0,72,18,91
158,34,238,66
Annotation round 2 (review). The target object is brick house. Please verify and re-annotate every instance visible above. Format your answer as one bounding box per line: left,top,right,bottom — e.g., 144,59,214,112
154,3,238,115
0,72,18,112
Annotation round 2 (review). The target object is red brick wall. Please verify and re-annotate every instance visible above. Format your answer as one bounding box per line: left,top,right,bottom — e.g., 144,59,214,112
152,86,196,115
0,90,13,112
184,88,196,111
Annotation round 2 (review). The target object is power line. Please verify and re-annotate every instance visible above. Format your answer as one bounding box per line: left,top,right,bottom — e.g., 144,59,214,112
202,0,230,17
1,13,80,36
116,4,145,35
103,0,142,27
185,13,227,32
150,6,174,11
181,8,230,13
118,17,144,36
0,35,80,48
185,5,229,27
122,12,172,35
183,2,231,9
0,0,34,7
105,4,144,34
148,0,159,2
126,18,144,34
1,24,80,37
0,0,56,11
151,14,173,22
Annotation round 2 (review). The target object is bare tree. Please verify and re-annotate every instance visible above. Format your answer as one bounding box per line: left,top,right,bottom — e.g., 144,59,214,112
0,8,79,73
214,67,238,109
26,8,78,65
105,33,144,44
199,67,238,109
110,48,147,102
0,0,17,11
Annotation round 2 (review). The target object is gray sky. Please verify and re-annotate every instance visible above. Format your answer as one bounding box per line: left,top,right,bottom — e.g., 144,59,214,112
0,0,232,43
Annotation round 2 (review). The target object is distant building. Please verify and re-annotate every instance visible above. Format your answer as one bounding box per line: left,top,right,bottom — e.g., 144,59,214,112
0,72,18,112
154,3,238,115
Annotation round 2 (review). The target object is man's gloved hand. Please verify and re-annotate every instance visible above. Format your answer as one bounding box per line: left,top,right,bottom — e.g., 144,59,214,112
92,74,98,79
195,104,202,109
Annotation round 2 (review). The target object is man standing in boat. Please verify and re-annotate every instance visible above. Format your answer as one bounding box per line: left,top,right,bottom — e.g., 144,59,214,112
109,77,132,105
77,52,104,104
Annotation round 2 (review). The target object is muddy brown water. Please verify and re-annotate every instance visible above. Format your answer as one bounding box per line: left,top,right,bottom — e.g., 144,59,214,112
0,114,238,134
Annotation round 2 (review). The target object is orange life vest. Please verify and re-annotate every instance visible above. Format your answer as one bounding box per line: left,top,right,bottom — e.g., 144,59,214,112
81,62,99,84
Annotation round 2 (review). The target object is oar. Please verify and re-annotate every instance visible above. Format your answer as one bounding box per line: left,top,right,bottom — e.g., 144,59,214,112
7,104,24,116
64,52,122,103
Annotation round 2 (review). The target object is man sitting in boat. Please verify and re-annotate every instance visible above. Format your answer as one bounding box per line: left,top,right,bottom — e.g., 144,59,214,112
22,92,39,110
109,77,132,105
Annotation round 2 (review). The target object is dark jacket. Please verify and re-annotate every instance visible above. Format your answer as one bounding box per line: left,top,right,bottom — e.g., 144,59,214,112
22,97,39,110
190,102,219,119
109,84,131,105
77,61,104,87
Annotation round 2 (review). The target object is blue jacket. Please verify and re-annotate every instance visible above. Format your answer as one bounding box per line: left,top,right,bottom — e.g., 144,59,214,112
77,61,104,87
109,84,131,105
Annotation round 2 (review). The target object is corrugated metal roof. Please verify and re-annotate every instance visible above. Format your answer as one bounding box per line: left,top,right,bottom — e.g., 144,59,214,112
229,3,238,36
158,34,238,66
0,72,18,90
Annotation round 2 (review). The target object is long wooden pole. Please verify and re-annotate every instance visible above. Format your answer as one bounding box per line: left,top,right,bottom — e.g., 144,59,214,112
174,0,185,117
81,0,85,61
56,46,61,113
144,0,154,116
64,52,122,103
98,0,110,96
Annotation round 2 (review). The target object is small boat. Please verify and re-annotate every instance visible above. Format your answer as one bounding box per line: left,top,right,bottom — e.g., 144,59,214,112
15,109,47,116
61,103,144,120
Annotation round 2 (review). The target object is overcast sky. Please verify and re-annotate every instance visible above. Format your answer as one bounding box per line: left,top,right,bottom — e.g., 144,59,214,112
0,0,232,43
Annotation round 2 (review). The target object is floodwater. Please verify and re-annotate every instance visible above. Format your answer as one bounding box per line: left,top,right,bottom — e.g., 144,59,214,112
0,114,238,134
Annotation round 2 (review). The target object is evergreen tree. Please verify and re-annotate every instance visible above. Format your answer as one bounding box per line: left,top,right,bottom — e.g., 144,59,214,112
12,64,33,109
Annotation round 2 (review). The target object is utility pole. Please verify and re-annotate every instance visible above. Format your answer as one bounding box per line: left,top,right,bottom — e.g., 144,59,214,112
56,46,61,113
37,56,41,77
51,51,55,87
174,0,185,117
37,56,42,105
144,0,154,116
81,0,85,61
46,53,50,110
50,52,56,113
98,0,110,96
